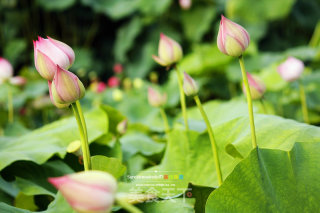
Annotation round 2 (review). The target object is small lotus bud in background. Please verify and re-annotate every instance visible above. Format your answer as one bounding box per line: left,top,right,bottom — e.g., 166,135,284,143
107,76,120,88
0,57,13,81
48,171,117,213
277,57,304,82
148,87,167,107
67,140,82,157
117,119,128,135
112,89,123,102
96,82,107,93
33,36,75,81
179,0,192,10
242,73,266,100
10,76,27,86
51,66,85,105
123,78,132,90
217,15,250,57
152,33,183,67
113,63,123,74
183,72,198,96
149,72,158,84
133,78,143,89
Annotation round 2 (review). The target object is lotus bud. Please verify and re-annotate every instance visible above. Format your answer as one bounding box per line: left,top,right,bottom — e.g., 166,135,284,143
117,119,128,135
113,63,123,74
217,15,250,57
107,76,120,88
0,57,13,81
48,81,70,108
242,73,266,100
183,72,198,96
112,89,123,102
51,66,85,105
10,76,27,86
277,57,304,82
149,72,158,84
133,78,143,89
96,82,107,93
148,87,167,107
48,171,117,213
33,36,75,81
179,0,192,10
152,33,183,67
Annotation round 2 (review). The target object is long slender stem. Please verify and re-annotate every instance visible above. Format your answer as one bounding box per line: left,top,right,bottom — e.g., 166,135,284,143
299,81,309,124
71,103,91,170
116,199,143,213
174,65,189,130
194,95,223,186
159,107,170,135
239,56,258,149
8,86,13,123
76,100,88,140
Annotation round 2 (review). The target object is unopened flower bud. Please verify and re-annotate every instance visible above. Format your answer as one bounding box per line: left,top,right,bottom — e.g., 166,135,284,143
117,119,128,135
48,171,117,213
179,0,192,10
148,87,167,107
0,57,13,80
34,36,75,81
242,73,266,100
183,72,198,96
217,15,250,57
51,66,85,105
277,57,304,82
48,81,70,108
10,76,27,86
152,33,183,67
113,63,123,74
107,76,120,88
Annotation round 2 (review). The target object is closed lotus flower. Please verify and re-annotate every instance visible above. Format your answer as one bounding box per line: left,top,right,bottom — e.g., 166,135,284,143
277,57,304,82
0,57,13,81
50,65,85,106
10,76,27,86
183,72,198,96
242,73,266,100
152,33,183,67
217,15,250,57
48,171,117,213
34,36,75,81
148,87,167,107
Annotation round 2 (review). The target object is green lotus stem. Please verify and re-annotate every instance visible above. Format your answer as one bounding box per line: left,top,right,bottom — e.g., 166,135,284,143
309,21,320,47
71,103,91,170
116,199,143,213
159,107,170,135
76,100,88,140
239,56,258,149
7,86,13,123
194,95,223,186
299,81,309,124
174,65,189,130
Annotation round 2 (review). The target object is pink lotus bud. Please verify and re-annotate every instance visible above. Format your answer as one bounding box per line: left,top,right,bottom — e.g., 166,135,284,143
179,0,192,10
148,87,167,107
117,119,128,135
48,171,117,213
48,81,70,108
10,76,26,86
277,57,304,82
113,63,123,74
50,66,85,105
242,73,266,100
217,15,250,57
96,82,107,93
152,33,183,67
107,76,120,88
183,72,198,96
0,57,13,80
34,36,75,81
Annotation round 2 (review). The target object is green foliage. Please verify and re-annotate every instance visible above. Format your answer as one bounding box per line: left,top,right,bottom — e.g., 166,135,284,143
91,155,126,178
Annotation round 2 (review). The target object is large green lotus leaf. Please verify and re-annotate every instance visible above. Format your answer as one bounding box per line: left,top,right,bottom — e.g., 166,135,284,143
226,0,296,23
0,108,108,171
137,198,195,213
206,142,320,212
